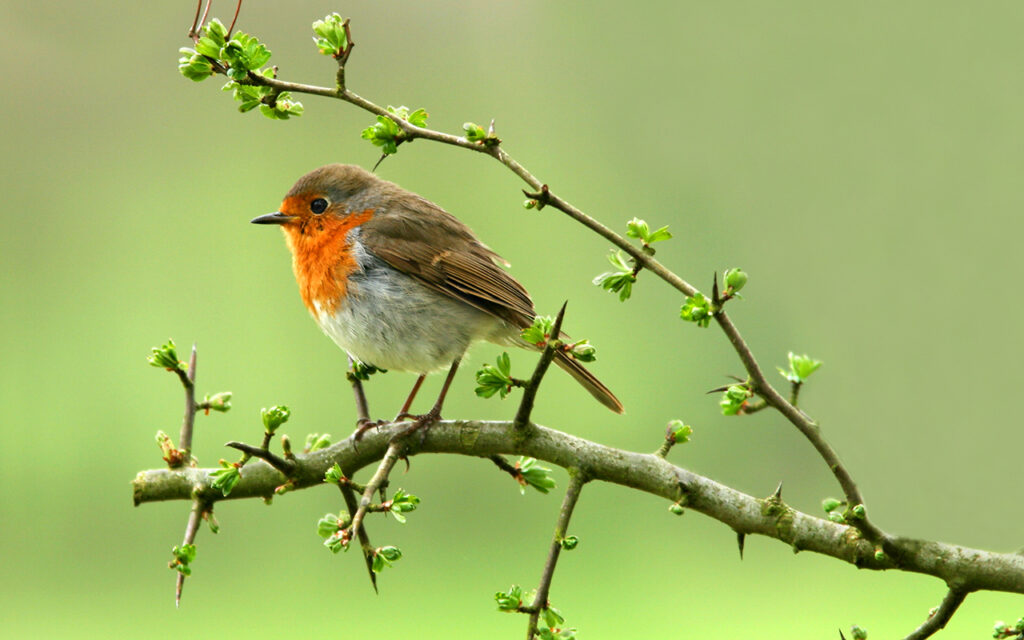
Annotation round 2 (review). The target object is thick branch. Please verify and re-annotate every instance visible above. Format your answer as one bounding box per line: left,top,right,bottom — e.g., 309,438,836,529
133,421,1024,596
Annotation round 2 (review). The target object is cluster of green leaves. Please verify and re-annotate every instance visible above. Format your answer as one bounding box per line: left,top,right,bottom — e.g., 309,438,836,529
261,405,290,434
312,13,349,58
849,625,868,640
680,292,713,327
384,489,421,524
668,419,693,444
348,360,386,382
210,460,241,496
626,217,672,254
593,218,672,301
559,535,579,551
463,122,500,146
155,430,184,466
565,340,596,362
147,339,186,372
778,352,823,384
994,618,1024,639
475,352,518,399
495,584,527,611
304,433,332,452
200,391,232,413
317,511,352,553
515,457,556,494
361,106,429,155
372,546,403,572
719,384,752,416
593,251,636,302
169,543,196,576
324,462,346,485
722,267,748,299
522,316,556,346
178,19,303,119
536,608,575,640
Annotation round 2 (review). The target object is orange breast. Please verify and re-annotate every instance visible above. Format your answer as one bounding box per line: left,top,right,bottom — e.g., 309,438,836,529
283,209,375,315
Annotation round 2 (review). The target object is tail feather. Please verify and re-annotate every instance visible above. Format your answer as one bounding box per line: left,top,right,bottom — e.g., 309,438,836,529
552,351,624,414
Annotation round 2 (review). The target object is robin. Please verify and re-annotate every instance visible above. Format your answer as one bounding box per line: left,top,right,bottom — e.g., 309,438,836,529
251,164,623,432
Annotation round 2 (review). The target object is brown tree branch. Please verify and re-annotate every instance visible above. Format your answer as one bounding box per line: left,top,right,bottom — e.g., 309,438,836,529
902,588,970,640
133,420,1024,596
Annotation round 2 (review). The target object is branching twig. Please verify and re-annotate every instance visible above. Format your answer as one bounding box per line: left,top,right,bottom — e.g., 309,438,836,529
347,440,404,544
513,302,568,429
902,587,970,640
525,470,586,638
338,481,378,593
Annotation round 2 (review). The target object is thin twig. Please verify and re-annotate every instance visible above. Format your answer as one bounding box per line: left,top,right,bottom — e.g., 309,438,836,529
225,0,242,38
489,454,520,478
525,470,587,638
347,355,372,423
338,481,378,593
175,498,208,607
347,440,404,543
514,302,568,429
902,587,969,640
175,344,198,466
187,0,204,39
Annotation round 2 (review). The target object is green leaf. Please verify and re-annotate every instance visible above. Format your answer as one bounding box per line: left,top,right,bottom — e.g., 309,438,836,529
407,108,429,128
680,292,712,327
316,512,348,539
349,360,386,381
202,391,232,412
592,251,636,301
210,462,241,496
463,122,487,142
560,536,579,550
779,352,823,383
475,354,516,399
567,340,596,363
261,405,290,433
372,546,402,572
668,419,692,443
719,384,752,416
388,488,420,524
517,457,556,494
324,463,345,485
521,316,555,346
312,13,349,57
305,433,332,452
148,339,186,371
723,268,748,294
204,18,228,46
822,497,843,513
495,585,524,611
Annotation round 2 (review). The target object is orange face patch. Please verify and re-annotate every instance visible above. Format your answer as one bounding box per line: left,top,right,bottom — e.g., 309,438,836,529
282,208,375,315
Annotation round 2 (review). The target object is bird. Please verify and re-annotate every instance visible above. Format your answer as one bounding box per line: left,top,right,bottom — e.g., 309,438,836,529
251,164,623,433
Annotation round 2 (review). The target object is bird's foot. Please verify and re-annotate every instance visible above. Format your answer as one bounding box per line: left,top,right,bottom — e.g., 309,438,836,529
353,417,388,442
393,406,442,445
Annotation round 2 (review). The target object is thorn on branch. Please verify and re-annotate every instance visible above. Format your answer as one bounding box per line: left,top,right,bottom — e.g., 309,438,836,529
224,441,296,475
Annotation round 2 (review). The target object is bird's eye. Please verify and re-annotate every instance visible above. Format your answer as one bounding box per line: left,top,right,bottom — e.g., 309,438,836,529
310,198,328,214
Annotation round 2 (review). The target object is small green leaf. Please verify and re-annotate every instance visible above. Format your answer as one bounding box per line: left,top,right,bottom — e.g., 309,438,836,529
719,384,752,416
560,535,579,550
348,360,386,381
680,292,713,327
210,461,241,496
517,457,556,494
202,391,232,413
261,405,290,434
668,502,685,515
475,354,516,399
567,340,596,362
495,585,524,611
305,433,332,452
312,13,349,57
324,463,345,485
850,625,868,640
148,339,186,371
316,512,349,539
372,546,402,572
779,352,823,383
822,497,843,513
592,251,636,301
723,268,748,295
204,18,228,46
668,419,692,443
521,316,555,346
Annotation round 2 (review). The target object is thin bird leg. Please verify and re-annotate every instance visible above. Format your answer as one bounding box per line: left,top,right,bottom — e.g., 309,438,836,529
396,359,460,438
393,374,427,421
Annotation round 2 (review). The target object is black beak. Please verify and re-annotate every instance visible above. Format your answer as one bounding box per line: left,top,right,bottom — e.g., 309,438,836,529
251,212,297,225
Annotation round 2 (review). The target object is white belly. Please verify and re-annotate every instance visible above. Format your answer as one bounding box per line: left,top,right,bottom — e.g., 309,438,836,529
315,257,515,373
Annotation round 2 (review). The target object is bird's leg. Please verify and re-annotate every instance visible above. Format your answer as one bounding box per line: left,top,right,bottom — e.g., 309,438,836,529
393,374,427,422
395,359,460,439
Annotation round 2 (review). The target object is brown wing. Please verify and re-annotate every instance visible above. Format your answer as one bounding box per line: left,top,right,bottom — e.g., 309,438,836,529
360,195,536,328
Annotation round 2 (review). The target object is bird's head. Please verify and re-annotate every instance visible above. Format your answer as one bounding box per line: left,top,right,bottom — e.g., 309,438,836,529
251,164,378,238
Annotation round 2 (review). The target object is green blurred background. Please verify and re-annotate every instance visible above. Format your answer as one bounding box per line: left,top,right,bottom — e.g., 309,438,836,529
2,1,1023,637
